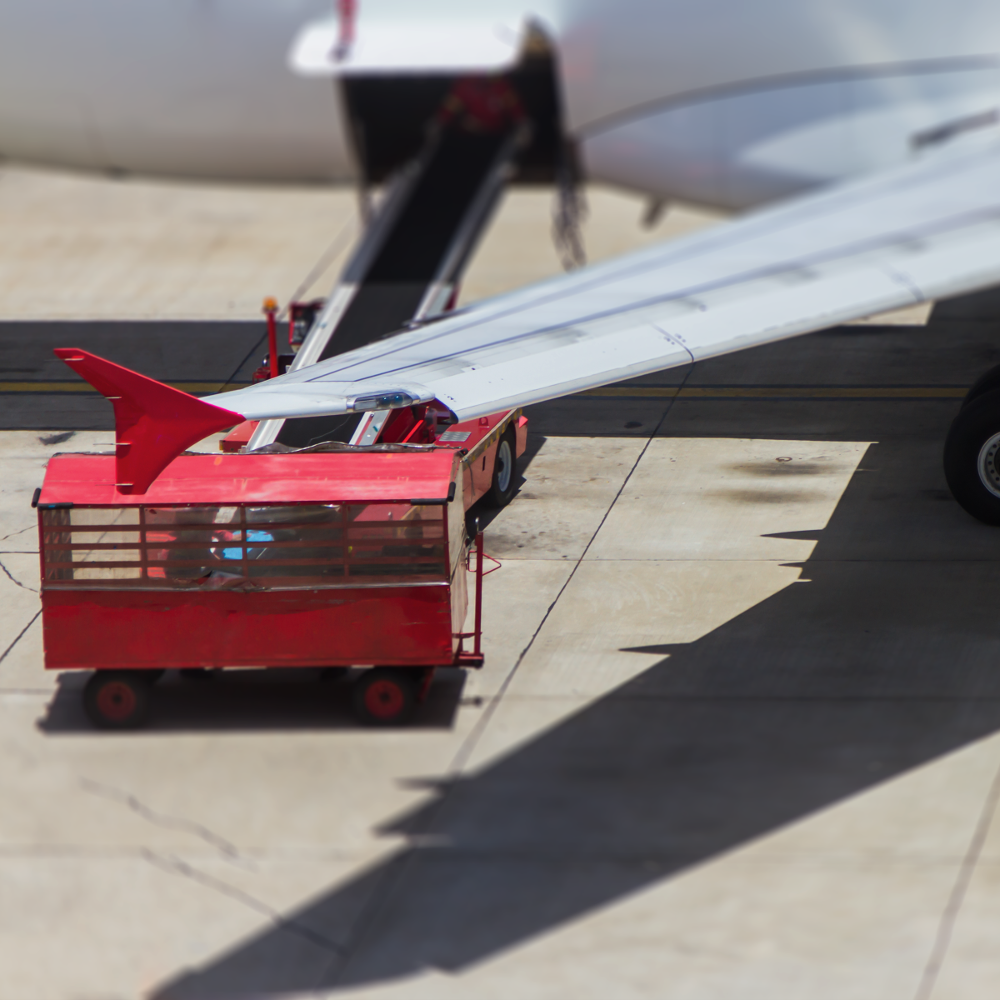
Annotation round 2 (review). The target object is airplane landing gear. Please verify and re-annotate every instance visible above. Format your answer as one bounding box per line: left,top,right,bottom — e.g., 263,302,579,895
944,384,1000,524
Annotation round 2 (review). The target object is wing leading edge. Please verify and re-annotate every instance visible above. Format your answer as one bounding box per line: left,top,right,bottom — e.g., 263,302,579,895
204,139,1000,423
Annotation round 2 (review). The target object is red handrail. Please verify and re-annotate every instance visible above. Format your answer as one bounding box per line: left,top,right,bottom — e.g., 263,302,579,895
474,531,484,656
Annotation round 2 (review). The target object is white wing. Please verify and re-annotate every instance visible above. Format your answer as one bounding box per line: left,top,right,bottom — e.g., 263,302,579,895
206,139,1000,424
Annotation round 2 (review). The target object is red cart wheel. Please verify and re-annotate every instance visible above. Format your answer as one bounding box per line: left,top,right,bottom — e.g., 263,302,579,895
352,669,417,726
83,671,152,730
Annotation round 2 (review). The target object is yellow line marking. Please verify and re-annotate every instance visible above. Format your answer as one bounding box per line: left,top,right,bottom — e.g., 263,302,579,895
581,386,967,400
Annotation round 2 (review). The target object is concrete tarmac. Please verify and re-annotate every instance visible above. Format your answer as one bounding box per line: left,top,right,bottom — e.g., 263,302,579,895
1,171,999,999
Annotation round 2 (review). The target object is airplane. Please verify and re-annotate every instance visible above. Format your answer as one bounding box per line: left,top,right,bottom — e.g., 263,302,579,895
8,0,1000,523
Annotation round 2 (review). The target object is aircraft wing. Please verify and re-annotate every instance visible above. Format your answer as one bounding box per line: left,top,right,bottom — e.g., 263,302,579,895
203,137,1000,425
54,137,1000,493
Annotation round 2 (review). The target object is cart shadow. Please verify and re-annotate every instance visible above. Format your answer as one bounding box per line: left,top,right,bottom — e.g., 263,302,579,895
37,668,468,733
150,433,1000,998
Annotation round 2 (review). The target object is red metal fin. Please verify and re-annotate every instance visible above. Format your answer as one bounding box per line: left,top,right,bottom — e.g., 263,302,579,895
53,348,244,495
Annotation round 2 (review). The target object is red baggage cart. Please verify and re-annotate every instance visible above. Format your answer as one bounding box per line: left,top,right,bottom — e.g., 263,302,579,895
35,449,484,729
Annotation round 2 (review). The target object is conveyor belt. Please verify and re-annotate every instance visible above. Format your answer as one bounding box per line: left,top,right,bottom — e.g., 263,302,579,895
250,124,523,450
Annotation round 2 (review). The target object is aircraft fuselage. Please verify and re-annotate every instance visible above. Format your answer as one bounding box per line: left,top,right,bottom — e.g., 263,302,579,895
1,1,999,211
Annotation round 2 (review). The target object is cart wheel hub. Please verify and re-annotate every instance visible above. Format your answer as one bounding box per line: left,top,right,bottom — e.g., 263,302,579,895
96,681,137,721
364,679,405,719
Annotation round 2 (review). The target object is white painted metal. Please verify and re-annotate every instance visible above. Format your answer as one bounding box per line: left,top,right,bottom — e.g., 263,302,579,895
7,1,1000,434
0,0,354,182
292,14,525,75
351,410,391,446
2,0,1000,204
203,138,1000,422
581,68,1000,210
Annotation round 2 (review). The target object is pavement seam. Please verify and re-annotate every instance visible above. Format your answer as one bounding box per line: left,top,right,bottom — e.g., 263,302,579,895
0,523,34,542
0,555,38,592
913,753,1000,1000
447,369,694,777
317,367,696,989
0,609,40,666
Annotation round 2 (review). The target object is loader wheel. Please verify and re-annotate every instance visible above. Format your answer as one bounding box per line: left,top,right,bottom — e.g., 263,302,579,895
944,387,1000,524
352,668,417,726
485,428,517,508
83,671,151,730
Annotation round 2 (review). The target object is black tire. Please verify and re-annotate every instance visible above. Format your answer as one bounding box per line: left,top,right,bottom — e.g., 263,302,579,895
485,428,518,508
83,671,152,730
962,363,1000,410
943,387,1000,524
352,668,417,726
320,667,350,683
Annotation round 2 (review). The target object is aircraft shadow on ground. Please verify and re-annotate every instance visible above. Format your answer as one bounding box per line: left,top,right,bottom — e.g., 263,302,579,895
150,428,1000,998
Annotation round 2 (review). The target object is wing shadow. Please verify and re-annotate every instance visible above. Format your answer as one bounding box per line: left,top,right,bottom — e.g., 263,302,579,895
151,433,1000,997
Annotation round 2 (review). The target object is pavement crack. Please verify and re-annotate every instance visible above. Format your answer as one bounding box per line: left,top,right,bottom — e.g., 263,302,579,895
0,609,40,666
0,556,38,593
913,756,1000,1000
79,777,247,866
0,523,34,543
140,849,345,955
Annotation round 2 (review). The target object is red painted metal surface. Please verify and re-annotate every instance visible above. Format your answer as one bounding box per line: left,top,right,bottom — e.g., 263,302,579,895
215,407,527,512
433,407,524,508
220,420,259,453
453,531,486,669
39,451,459,507
37,449,475,676
52,349,243,495
474,531,484,656
42,586,454,670
515,414,529,458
